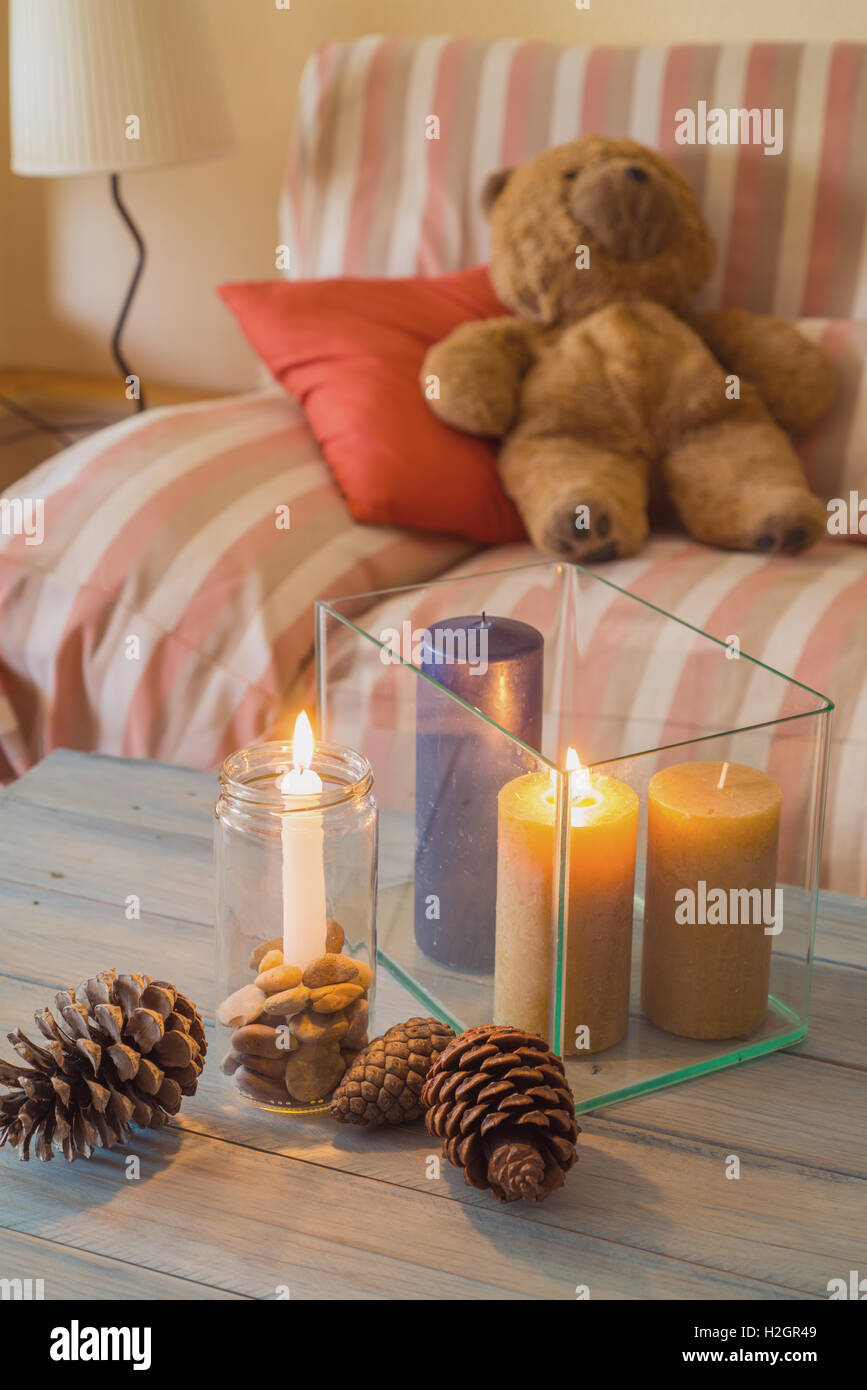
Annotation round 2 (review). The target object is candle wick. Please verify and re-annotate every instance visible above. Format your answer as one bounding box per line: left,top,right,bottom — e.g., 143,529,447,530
717,762,729,791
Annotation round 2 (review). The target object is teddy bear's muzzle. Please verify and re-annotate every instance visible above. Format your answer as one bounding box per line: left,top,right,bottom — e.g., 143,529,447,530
568,158,680,263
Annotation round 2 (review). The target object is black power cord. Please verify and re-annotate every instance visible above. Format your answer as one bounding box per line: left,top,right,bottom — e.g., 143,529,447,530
110,173,147,413
0,390,111,449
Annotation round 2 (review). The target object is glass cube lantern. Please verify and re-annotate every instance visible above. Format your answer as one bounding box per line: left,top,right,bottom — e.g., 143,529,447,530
315,561,832,1114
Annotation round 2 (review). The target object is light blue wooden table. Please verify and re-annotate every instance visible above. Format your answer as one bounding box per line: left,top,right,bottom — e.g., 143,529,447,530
0,750,864,1300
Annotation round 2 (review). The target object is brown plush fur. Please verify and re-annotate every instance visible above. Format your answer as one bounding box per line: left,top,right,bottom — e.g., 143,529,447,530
422,136,836,560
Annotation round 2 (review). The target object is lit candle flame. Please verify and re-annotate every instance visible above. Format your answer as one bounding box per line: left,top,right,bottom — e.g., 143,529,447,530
294,710,314,770
550,746,592,802
566,746,591,801
279,711,323,794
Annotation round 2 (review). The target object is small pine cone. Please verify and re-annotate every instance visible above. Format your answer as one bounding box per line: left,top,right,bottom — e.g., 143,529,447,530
330,1016,455,1126
0,971,207,1163
421,1024,580,1202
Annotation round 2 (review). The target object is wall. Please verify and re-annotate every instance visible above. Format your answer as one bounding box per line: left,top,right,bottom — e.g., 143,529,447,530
2,0,865,393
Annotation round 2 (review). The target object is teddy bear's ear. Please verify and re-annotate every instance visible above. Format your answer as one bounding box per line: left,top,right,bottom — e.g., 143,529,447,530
481,167,514,215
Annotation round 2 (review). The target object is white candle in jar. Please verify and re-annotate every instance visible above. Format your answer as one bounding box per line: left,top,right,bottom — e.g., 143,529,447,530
278,711,327,969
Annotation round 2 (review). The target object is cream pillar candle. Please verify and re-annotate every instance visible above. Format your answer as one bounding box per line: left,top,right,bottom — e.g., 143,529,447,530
278,711,328,970
495,751,639,1052
641,760,782,1040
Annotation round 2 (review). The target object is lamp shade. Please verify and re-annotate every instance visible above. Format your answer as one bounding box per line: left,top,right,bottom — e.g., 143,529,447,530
10,0,234,176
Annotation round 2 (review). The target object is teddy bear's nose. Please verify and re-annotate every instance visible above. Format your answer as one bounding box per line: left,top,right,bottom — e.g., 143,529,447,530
568,157,680,261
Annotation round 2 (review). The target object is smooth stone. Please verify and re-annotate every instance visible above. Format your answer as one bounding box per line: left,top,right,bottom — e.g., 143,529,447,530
343,998,369,1048
325,919,345,953
258,949,284,972
284,1044,345,1103
310,983,364,1013
275,1025,298,1053
220,1050,243,1076
232,1023,282,1059
263,985,310,1017
235,1066,288,1104
290,1010,348,1044
255,964,303,994
216,984,267,1028
302,954,359,988
243,1053,288,1080
352,960,374,991
248,937,282,971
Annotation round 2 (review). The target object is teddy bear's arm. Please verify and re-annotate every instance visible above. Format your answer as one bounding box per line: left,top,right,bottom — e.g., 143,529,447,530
689,308,836,434
421,318,540,437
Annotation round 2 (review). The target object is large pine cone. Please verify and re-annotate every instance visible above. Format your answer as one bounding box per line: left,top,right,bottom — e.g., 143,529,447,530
330,1016,455,1125
421,1024,579,1202
0,971,207,1162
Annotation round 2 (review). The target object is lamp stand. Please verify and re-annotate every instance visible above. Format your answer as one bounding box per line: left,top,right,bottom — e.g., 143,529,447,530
109,173,147,412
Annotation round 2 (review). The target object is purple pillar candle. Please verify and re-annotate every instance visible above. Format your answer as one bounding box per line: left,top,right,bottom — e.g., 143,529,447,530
414,615,544,970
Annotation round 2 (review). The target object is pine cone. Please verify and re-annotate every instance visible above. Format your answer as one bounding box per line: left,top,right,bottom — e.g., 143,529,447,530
421,1024,579,1202
0,971,207,1162
330,1016,455,1125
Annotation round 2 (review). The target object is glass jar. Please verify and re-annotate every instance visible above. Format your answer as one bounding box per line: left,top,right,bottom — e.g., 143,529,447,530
215,738,377,1113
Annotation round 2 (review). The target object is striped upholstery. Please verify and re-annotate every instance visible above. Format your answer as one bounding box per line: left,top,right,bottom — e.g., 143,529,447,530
799,320,867,507
0,391,470,779
282,39,867,318
1,37,865,897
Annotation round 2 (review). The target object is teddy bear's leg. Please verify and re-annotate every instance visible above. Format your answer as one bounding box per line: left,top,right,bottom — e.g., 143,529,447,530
662,411,827,554
499,433,650,561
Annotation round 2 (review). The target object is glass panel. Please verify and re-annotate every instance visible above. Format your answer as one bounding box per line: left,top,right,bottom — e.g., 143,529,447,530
316,560,832,1112
317,594,558,1032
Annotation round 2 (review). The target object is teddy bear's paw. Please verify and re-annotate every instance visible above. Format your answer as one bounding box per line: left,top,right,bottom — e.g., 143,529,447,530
543,496,643,563
749,495,826,555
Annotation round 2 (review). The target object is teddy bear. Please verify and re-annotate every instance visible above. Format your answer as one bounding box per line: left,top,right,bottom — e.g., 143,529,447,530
422,136,836,562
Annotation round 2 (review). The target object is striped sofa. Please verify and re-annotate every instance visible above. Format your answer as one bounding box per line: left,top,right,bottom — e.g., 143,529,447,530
1,37,865,894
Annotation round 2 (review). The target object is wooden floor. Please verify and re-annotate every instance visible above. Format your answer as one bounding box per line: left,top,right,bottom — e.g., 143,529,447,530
0,750,864,1300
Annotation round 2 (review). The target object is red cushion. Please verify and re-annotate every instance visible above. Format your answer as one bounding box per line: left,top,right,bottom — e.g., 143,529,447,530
219,267,525,545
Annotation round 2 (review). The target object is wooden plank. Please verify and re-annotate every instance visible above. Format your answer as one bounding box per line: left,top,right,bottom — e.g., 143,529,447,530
793,958,867,1067
601,1052,867,1179
0,797,213,925
0,882,214,1009
0,1228,243,1301
0,1123,809,1301
1,751,863,1299
5,749,216,840
0,973,862,1298
0,880,425,1030
812,893,867,971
